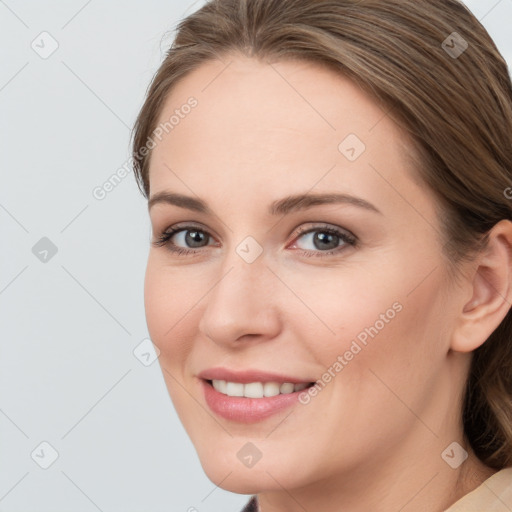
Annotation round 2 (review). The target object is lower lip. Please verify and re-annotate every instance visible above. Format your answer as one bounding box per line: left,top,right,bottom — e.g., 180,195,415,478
201,380,309,423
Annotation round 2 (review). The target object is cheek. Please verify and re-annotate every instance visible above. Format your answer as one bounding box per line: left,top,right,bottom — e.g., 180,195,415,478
279,264,403,358
294,254,444,381
144,262,169,345
333,266,451,425
143,257,197,366
144,261,201,422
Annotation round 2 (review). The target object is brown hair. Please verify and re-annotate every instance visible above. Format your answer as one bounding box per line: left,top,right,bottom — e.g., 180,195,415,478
131,0,512,469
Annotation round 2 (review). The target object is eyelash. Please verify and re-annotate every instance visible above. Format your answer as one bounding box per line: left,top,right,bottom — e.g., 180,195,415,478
152,223,357,258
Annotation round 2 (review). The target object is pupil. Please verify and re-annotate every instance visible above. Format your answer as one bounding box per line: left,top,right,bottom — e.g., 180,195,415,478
315,232,338,250
186,230,207,247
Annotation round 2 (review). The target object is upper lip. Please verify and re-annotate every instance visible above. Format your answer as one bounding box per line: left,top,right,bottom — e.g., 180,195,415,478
198,367,313,384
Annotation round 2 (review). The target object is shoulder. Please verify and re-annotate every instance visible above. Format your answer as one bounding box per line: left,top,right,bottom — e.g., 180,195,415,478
445,466,512,511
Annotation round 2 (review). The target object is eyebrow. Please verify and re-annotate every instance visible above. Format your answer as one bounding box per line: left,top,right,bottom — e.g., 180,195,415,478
148,191,382,216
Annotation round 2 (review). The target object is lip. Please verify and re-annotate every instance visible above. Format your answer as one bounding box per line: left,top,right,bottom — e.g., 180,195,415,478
197,367,313,384
200,379,312,423
197,367,315,423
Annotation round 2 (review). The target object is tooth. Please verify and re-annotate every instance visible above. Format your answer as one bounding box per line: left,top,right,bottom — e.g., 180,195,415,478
212,379,227,394
244,382,264,398
226,382,244,397
213,380,308,397
263,382,281,397
280,382,295,394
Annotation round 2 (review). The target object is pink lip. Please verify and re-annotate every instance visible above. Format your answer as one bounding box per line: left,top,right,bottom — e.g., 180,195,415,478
197,367,312,384
200,379,311,423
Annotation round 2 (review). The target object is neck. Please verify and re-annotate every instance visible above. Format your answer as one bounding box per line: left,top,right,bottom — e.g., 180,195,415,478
256,425,496,512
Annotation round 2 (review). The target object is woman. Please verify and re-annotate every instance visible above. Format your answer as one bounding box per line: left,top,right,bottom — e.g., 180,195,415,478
131,0,512,510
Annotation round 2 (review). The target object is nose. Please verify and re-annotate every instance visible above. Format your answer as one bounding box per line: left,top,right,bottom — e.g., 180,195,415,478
198,251,281,347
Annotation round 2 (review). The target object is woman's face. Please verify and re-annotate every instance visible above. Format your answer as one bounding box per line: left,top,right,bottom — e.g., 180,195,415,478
144,55,470,494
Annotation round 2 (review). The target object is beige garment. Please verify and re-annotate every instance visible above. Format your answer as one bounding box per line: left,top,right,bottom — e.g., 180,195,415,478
242,467,512,511
444,466,512,511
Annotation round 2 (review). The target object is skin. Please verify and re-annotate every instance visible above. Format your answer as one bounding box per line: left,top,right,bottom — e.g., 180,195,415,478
144,54,512,511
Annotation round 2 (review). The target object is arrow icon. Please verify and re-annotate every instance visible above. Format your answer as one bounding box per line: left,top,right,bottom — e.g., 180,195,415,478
441,441,468,468
442,32,468,59
237,441,263,467
134,338,160,366
31,31,59,60
236,237,263,263
32,237,58,262
31,441,59,469
338,134,365,161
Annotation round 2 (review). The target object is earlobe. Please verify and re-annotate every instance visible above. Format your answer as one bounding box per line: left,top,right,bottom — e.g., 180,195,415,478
451,219,512,353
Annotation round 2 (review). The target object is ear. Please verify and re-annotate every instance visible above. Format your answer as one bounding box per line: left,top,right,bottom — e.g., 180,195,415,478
451,219,512,353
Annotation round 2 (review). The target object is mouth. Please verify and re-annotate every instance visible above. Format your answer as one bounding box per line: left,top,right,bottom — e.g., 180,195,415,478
205,379,315,398
197,367,317,422
201,378,316,423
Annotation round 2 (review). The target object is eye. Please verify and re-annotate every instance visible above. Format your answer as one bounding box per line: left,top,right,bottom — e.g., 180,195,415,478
290,224,357,257
152,224,215,256
151,222,357,258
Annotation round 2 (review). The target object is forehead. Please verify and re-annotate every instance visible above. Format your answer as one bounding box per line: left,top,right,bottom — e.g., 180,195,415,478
148,55,429,221
153,55,394,149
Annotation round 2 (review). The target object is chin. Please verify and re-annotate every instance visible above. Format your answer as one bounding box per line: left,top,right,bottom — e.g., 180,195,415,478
193,439,314,495
200,460,282,494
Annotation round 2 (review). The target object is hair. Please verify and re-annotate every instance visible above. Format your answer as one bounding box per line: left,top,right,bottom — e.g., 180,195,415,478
131,0,512,470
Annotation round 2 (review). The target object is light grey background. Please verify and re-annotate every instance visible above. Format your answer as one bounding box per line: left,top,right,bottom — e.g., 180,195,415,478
1,1,511,511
